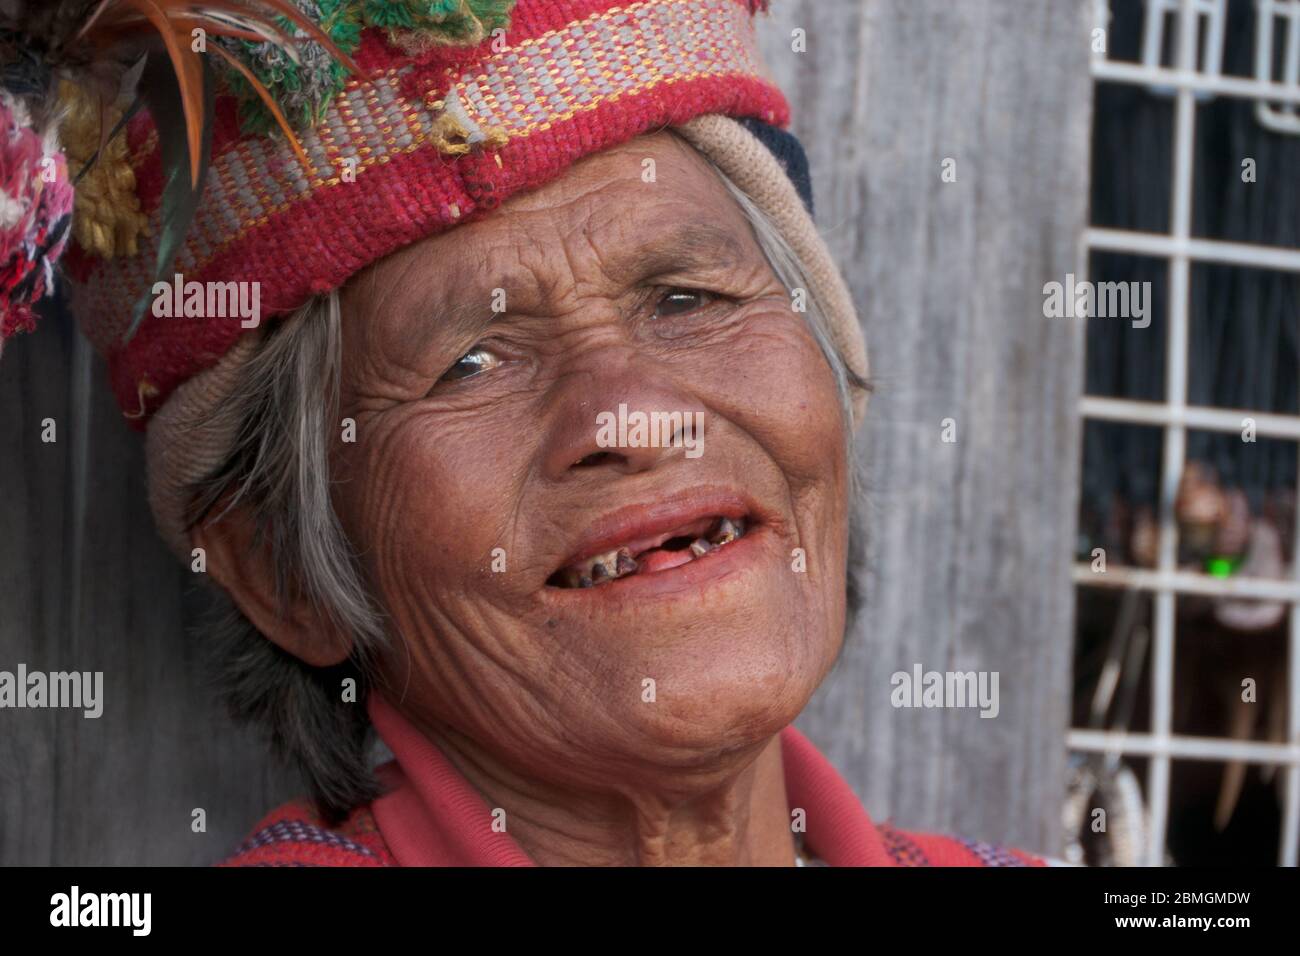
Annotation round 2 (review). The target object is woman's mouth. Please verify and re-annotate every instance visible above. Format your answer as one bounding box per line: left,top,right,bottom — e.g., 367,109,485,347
547,515,750,589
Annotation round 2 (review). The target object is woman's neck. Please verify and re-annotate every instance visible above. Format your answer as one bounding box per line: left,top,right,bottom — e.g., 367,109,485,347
417,719,798,867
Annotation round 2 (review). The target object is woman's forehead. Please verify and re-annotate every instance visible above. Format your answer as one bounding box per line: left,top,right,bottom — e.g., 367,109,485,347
354,134,755,299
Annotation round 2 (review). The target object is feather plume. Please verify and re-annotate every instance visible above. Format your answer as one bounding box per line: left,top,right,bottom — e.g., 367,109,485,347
0,0,364,340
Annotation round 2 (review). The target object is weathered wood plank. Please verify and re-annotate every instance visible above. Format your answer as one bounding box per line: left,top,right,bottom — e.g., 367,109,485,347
759,0,1090,855
0,306,75,865
0,304,299,865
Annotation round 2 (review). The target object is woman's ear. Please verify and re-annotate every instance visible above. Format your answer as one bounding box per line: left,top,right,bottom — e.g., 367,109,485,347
190,499,353,667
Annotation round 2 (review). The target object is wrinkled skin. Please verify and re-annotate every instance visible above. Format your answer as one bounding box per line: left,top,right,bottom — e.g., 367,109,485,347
209,131,852,866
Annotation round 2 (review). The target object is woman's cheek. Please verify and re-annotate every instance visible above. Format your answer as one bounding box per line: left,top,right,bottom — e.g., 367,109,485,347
710,309,847,477
338,409,511,585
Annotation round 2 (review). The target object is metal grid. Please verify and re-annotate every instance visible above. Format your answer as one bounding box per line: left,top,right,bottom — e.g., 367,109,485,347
1076,0,1300,866
1255,0,1300,132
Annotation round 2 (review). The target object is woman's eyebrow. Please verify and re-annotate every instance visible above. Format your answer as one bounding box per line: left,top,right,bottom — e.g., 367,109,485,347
392,220,753,351
380,289,497,360
613,222,751,282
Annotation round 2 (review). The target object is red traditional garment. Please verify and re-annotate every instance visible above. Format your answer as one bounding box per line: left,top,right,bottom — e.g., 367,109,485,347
219,693,1045,868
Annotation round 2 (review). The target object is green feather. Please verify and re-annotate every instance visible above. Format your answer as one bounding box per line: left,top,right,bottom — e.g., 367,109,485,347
216,0,517,138
363,0,414,29
366,0,515,45
217,0,362,137
128,54,215,340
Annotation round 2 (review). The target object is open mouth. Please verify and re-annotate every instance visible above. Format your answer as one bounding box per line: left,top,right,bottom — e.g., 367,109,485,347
547,514,751,589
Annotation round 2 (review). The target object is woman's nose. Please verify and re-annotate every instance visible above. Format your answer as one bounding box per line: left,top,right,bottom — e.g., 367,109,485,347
539,364,706,480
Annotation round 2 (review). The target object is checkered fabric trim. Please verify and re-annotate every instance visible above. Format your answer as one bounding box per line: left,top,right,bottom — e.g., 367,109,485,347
878,823,932,866
68,0,787,425
217,799,395,867
958,837,1037,867
229,818,382,860
876,822,1045,867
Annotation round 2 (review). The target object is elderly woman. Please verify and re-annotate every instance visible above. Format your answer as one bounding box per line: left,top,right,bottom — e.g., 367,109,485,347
56,0,1039,867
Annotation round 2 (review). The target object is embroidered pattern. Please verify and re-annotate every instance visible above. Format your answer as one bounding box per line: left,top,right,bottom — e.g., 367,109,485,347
229,818,382,860
957,837,1034,868
446,0,765,140
878,823,931,867
75,0,773,355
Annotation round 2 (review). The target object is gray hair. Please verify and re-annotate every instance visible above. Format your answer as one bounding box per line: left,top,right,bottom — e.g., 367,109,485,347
187,146,869,822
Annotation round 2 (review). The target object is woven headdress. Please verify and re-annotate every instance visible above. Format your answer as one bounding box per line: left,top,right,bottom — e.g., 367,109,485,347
2,0,868,556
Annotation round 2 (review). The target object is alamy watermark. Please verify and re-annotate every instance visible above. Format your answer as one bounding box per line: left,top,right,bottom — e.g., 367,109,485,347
595,403,704,459
1043,273,1151,329
152,273,261,328
0,664,103,718
890,663,1000,718
50,886,150,936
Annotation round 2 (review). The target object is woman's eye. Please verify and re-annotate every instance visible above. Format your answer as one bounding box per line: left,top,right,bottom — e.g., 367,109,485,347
440,347,502,383
654,288,714,318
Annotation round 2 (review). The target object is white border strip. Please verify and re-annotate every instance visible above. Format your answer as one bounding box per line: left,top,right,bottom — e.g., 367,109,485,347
1086,227,1300,273
1081,395,1300,439
1070,730,1300,765
1074,563,1300,602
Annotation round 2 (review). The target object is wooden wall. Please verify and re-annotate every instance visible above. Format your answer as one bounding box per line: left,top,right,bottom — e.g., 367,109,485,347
0,0,1090,864
0,313,303,865
761,0,1091,855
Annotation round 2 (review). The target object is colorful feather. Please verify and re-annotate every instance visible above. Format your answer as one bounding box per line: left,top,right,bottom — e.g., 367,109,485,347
0,93,73,341
0,0,366,339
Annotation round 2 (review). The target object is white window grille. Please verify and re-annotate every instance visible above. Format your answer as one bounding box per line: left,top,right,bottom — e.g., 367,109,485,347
1256,0,1300,132
1142,0,1227,84
1077,0,1300,866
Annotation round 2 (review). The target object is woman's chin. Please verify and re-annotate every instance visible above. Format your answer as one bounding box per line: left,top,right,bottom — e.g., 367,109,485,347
613,648,826,758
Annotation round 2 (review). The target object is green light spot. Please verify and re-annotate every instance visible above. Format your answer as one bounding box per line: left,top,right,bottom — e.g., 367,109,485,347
1206,556,1235,578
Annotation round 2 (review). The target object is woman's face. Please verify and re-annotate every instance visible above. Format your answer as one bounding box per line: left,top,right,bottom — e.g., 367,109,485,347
333,131,850,792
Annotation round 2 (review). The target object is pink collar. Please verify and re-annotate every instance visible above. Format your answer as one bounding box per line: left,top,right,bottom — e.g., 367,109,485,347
368,692,893,866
